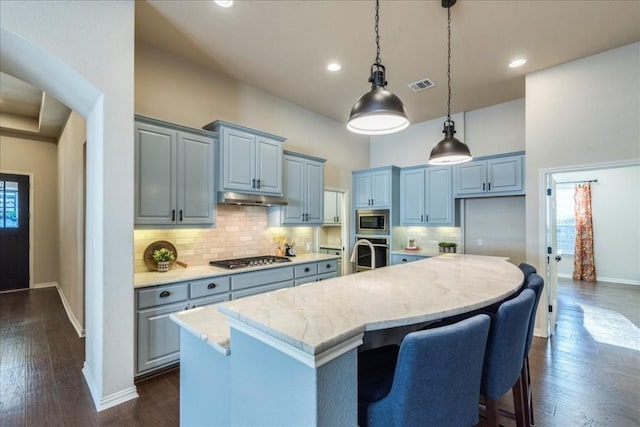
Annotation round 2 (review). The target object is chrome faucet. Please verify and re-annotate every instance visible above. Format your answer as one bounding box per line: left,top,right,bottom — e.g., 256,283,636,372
350,239,376,271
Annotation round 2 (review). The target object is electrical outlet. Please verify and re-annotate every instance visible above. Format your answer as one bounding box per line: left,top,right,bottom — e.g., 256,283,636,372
477,238,483,246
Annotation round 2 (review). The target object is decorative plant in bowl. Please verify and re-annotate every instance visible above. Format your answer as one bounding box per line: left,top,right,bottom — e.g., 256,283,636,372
152,248,175,272
438,242,457,253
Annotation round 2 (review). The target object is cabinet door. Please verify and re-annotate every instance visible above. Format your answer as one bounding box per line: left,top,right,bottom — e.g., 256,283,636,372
354,173,372,208
454,161,487,195
304,159,324,224
371,170,391,207
400,169,426,225
221,127,256,192
324,191,338,223
487,155,523,194
425,167,453,225
177,132,214,225
256,137,282,194
281,155,304,223
134,122,177,225
136,301,187,374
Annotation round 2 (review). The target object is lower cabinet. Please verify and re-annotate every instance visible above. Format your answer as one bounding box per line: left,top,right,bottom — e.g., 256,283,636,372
390,254,430,265
135,260,339,378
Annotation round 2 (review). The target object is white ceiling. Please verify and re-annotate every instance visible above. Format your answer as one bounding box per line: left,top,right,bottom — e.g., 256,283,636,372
136,0,640,126
2,1,639,143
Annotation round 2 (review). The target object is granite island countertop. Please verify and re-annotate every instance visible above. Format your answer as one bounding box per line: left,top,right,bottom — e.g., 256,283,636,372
135,253,340,289
174,254,523,360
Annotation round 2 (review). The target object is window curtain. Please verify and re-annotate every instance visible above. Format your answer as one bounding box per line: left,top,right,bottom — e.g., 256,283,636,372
573,184,596,281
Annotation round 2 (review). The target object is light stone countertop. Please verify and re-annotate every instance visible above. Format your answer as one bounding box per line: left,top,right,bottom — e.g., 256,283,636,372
134,253,340,289
211,254,523,358
319,244,342,251
170,305,231,355
391,248,441,257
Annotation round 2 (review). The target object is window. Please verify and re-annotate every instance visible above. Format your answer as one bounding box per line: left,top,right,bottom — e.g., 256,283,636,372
0,180,19,228
556,185,575,255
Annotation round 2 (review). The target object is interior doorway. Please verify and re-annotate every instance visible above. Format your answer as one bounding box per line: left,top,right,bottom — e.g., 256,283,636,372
542,160,640,335
0,173,30,291
318,188,350,276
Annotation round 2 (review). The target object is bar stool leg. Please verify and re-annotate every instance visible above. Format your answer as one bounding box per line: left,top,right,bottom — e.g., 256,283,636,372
512,375,527,427
485,398,499,427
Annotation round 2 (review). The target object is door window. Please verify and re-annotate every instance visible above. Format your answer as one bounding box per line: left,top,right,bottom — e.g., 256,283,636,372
0,180,20,228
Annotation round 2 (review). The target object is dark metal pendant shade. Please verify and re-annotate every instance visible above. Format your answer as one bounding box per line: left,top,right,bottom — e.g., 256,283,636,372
428,121,472,165
347,0,409,135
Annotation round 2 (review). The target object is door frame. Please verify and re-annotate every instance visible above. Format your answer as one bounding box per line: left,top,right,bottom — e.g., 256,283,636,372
316,186,350,276
0,170,34,289
538,158,640,337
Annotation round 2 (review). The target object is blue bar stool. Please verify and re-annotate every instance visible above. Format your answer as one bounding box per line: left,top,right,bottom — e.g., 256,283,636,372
358,314,491,427
521,273,544,426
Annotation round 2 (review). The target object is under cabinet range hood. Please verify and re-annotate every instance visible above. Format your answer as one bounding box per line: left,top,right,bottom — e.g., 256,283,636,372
217,191,288,206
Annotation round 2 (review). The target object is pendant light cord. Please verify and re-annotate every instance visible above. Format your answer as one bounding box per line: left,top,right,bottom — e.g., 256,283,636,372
446,4,452,123
375,0,381,65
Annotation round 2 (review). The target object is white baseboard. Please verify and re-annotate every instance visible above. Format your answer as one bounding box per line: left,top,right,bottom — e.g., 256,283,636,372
32,281,58,289
557,273,639,286
55,285,85,338
82,363,139,412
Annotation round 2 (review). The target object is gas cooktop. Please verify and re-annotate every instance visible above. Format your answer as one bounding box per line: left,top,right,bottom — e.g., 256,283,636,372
209,255,291,269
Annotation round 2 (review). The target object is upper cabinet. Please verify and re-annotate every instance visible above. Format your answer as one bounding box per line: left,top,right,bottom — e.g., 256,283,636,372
400,166,453,226
453,153,525,198
354,168,393,208
204,120,285,196
323,191,341,225
270,152,325,226
134,115,215,226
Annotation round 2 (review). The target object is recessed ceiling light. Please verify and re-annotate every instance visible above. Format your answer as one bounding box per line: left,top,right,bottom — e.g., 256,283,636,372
509,58,527,68
327,63,342,72
214,0,233,8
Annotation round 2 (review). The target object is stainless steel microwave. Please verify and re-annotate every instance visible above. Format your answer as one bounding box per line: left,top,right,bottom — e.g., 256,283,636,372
356,209,389,235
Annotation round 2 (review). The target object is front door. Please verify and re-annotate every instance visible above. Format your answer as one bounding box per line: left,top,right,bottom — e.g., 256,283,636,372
0,173,30,291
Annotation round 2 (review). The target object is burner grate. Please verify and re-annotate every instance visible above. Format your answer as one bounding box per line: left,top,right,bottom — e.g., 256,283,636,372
210,255,291,269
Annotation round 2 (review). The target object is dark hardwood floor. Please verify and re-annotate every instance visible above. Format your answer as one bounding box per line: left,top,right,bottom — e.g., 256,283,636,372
1,278,638,426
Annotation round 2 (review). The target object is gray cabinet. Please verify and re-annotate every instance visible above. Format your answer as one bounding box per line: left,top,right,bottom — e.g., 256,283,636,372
354,168,392,208
230,267,293,299
319,248,343,276
134,116,215,226
204,120,285,195
274,152,325,225
323,191,341,224
400,166,453,226
390,253,430,265
454,153,524,197
294,259,338,285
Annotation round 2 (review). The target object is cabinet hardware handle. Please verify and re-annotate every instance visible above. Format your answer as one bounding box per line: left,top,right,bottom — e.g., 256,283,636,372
207,283,216,289
326,264,331,269
172,210,176,221
159,291,171,298
402,258,408,262
483,182,486,191
257,179,261,188
426,215,429,222
252,178,256,188
179,210,183,221
304,267,310,272
421,214,423,222
488,182,491,191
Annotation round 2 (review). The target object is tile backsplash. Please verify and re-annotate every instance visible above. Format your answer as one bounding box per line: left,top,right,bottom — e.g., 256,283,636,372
392,226,462,252
134,205,314,272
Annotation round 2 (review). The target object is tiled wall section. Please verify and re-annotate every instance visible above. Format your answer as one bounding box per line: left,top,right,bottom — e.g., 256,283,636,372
134,205,315,272
398,226,463,252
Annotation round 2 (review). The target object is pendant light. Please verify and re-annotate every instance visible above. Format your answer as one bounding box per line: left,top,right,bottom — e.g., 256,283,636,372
347,0,409,135
428,0,472,165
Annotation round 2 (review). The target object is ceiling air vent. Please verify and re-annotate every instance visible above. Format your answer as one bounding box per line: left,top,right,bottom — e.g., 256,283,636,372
408,78,435,92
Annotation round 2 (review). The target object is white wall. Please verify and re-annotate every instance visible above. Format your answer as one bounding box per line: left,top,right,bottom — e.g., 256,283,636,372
57,112,86,333
526,42,640,335
0,135,58,285
554,166,640,285
370,98,525,167
1,1,136,410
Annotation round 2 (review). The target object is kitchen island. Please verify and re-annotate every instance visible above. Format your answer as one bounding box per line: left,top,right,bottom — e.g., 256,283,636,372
171,254,523,426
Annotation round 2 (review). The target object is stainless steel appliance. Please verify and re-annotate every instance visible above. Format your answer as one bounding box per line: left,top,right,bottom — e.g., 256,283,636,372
356,209,389,235
353,237,389,272
210,255,291,269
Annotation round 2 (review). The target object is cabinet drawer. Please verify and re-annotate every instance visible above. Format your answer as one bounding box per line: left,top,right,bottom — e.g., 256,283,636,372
231,281,293,299
294,276,317,286
189,293,230,309
231,267,294,291
318,260,337,274
317,272,337,281
137,283,188,309
294,263,317,279
190,276,231,299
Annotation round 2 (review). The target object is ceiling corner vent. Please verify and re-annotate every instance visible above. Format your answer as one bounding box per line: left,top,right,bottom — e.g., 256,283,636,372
408,78,435,92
